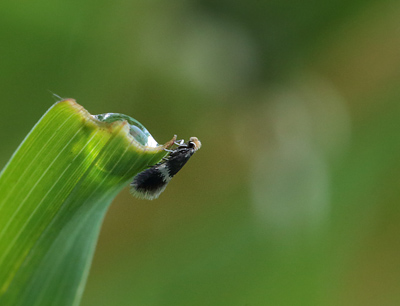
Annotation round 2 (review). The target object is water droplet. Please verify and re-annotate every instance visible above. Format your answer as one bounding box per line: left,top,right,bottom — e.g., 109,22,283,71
93,113,158,147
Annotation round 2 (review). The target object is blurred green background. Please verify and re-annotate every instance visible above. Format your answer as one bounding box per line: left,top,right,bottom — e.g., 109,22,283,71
1,0,400,305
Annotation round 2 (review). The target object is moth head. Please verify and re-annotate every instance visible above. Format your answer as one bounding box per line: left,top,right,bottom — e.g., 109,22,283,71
188,137,201,151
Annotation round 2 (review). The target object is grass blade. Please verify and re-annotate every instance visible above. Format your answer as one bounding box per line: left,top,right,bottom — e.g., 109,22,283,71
0,99,172,305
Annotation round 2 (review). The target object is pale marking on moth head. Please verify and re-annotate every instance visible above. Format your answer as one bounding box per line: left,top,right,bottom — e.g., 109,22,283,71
189,137,201,151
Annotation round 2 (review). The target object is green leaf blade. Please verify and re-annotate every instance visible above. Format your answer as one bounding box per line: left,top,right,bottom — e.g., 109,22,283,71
0,99,171,305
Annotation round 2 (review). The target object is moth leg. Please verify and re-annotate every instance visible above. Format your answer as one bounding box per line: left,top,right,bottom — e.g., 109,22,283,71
174,139,184,146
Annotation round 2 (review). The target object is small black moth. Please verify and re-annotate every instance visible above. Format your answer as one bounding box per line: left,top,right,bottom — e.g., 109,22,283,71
130,137,201,200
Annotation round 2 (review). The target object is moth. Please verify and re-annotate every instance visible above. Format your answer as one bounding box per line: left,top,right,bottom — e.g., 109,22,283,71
130,137,201,200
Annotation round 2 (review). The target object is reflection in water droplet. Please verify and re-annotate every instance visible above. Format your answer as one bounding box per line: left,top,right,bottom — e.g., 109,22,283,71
93,113,158,147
